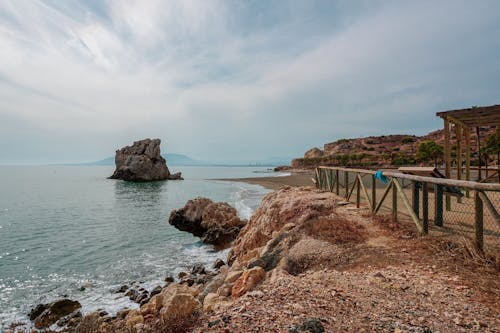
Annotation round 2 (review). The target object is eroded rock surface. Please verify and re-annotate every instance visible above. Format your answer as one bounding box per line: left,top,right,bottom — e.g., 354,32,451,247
30,299,81,328
169,198,246,247
109,138,182,181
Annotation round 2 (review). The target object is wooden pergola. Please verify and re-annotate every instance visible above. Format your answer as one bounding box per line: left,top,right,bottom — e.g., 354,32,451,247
436,105,500,183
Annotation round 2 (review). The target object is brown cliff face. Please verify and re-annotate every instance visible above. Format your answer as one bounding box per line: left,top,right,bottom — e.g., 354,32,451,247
292,126,496,169
109,138,180,181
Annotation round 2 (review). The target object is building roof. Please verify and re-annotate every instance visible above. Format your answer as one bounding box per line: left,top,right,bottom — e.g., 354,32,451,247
436,104,500,127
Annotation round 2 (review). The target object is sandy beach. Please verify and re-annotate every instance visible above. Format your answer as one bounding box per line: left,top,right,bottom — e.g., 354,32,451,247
219,171,315,190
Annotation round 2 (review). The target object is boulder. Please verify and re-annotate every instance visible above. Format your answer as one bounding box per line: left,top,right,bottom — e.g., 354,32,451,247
203,293,227,312
109,138,182,181
231,267,265,298
169,198,246,247
159,284,200,322
125,309,144,328
32,299,81,328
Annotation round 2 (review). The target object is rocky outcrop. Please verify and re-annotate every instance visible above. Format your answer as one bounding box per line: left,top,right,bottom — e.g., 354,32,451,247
29,299,81,328
124,283,201,329
169,198,246,248
228,186,366,272
304,147,323,159
109,138,182,181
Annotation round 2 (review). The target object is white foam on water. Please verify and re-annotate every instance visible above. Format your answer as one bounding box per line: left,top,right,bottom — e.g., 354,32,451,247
230,182,270,220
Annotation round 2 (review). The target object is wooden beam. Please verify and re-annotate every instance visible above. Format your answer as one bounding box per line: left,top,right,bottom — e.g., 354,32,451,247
465,126,471,182
358,174,373,211
393,179,424,234
374,180,393,214
456,124,462,180
478,191,500,227
444,118,451,178
474,191,484,251
422,182,429,234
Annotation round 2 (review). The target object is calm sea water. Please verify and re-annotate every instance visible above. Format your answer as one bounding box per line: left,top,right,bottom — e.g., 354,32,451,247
0,165,279,329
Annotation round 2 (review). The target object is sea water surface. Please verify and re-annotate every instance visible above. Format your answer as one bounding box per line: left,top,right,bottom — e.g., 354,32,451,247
0,165,280,329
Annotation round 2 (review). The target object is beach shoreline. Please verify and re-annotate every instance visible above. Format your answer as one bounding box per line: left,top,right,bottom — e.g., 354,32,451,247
216,170,315,190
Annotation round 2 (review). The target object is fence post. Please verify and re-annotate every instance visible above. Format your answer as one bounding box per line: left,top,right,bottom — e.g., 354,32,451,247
371,175,376,212
392,180,398,222
434,185,443,226
422,182,428,234
335,170,339,195
412,181,420,218
474,191,484,251
344,171,349,199
356,176,361,208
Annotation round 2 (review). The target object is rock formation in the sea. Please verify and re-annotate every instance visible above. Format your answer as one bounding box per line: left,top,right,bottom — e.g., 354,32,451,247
169,198,247,248
108,138,183,181
29,298,81,329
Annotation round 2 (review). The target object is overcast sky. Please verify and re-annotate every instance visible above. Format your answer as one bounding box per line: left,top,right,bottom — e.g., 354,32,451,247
1,0,499,164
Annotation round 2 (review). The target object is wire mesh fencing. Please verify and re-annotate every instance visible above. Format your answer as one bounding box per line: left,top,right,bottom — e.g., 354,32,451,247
315,167,500,256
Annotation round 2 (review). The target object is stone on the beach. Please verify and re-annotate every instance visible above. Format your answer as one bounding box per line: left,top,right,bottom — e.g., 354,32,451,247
29,304,49,321
159,284,201,322
191,263,207,275
32,299,81,328
169,198,246,247
231,267,265,298
140,294,163,316
213,258,225,270
125,309,144,328
150,285,163,297
203,293,227,312
109,138,181,181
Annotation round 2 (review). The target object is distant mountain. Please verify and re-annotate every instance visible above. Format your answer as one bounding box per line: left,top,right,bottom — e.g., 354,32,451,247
87,153,199,166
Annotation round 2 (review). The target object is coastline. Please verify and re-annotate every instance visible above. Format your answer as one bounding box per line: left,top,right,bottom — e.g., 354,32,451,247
216,171,314,190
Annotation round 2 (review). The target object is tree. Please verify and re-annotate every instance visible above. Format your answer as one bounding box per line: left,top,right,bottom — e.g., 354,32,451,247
417,140,443,167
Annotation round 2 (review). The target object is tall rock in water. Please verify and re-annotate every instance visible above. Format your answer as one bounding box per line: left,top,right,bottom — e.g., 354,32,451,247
109,138,181,181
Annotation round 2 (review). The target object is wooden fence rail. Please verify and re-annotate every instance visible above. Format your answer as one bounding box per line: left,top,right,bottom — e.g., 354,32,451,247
315,166,500,252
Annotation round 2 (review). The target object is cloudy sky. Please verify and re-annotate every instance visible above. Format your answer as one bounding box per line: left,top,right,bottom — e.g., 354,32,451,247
0,0,499,164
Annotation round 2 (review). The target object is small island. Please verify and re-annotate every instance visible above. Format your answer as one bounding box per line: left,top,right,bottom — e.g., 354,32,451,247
108,138,183,181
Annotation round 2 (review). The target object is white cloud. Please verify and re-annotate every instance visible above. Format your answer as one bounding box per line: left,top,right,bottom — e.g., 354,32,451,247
0,0,499,163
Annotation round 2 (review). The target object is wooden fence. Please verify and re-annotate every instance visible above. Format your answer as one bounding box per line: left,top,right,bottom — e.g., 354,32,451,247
314,166,500,253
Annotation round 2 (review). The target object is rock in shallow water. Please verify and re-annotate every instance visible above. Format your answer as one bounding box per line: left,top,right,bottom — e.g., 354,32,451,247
108,138,182,181
169,197,246,248
30,299,81,328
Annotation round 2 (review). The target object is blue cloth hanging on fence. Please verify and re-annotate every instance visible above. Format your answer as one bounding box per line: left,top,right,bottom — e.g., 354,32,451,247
374,170,388,184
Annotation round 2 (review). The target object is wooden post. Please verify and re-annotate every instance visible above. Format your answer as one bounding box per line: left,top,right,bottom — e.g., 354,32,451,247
456,125,462,180
465,126,471,198
335,170,339,195
422,182,428,234
412,181,420,218
444,118,451,211
329,170,334,192
392,180,398,222
476,127,482,181
356,176,361,208
474,191,484,251
344,171,349,199
434,184,443,226
371,175,376,213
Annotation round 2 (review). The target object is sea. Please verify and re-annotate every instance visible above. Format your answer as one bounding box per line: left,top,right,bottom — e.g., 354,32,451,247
0,165,284,330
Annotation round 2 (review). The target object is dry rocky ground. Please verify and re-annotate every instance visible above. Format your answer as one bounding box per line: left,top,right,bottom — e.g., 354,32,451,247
193,188,499,333
12,186,499,333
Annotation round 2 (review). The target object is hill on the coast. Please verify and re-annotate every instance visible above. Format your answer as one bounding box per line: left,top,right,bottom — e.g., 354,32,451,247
292,126,497,168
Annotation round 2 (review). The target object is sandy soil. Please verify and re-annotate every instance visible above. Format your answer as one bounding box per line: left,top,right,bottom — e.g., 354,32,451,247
220,171,315,190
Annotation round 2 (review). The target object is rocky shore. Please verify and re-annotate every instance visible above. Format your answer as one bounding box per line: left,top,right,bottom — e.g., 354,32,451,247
13,182,500,333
